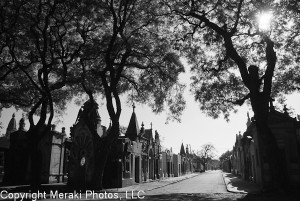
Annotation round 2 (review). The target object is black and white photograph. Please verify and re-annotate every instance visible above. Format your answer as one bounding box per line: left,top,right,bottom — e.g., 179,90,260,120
0,0,300,200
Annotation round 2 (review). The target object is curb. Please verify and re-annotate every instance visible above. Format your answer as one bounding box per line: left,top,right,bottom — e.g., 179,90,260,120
221,172,262,195
113,173,200,193
146,173,200,192
221,172,247,194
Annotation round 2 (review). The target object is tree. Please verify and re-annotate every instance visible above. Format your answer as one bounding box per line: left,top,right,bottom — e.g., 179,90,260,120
270,0,300,94
67,0,186,189
0,0,185,189
197,143,216,171
0,0,89,187
219,150,232,169
219,150,232,164
166,0,300,190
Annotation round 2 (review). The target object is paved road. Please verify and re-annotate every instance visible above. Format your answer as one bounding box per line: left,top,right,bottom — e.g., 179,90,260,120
115,170,244,200
2,170,298,201
38,170,299,201
147,170,227,195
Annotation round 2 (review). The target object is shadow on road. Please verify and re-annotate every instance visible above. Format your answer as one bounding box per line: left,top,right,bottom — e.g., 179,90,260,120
237,193,300,201
142,192,300,201
222,172,261,194
142,193,244,201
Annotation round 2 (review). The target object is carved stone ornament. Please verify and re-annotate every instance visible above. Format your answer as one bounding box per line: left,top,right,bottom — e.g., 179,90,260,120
80,156,86,166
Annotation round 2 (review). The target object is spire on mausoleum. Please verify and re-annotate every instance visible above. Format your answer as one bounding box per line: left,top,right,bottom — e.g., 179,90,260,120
6,113,17,138
125,102,140,141
155,130,159,140
186,144,189,155
18,116,25,131
144,122,153,140
180,143,185,156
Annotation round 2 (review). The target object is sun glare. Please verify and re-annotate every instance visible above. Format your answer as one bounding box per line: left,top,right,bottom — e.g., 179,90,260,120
256,11,273,31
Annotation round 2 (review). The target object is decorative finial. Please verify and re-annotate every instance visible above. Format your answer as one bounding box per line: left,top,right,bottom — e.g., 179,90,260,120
132,102,135,112
155,130,159,139
246,112,251,127
139,122,145,135
270,98,275,111
12,113,15,118
283,105,289,115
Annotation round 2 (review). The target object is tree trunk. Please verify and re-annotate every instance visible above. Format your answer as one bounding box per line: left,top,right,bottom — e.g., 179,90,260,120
94,151,108,190
202,162,206,171
250,95,286,191
29,139,41,189
94,121,120,190
28,124,50,189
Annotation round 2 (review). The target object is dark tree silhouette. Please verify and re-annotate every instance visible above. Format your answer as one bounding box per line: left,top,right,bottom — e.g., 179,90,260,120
219,150,232,164
197,143,216,171
1,0,185,189
74,0,186,189
165,0,300,190
0,0,90,187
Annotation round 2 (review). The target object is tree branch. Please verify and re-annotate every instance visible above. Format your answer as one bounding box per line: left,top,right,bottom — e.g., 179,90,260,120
188,10,250,88
231,0,244,35
263,37,277,95
28,98,43,129
226,93,250,106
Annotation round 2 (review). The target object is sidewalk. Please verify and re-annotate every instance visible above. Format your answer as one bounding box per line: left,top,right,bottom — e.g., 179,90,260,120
222,172,261,194
106,173,199,192
0,173,198,193
0,174,199,201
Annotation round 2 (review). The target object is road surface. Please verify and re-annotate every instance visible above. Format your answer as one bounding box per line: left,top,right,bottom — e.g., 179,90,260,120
113,170,244,200
147,170,227,195
40,170,298,200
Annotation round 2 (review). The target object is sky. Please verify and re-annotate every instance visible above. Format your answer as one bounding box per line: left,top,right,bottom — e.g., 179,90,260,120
1,61,300,159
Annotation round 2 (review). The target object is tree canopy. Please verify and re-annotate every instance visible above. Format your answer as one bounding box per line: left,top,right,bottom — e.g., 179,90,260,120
0,0,186,188
0,0,186,127
0,0,88,130
75,0,186,124
219,150,232,163
165,0,300,120
164,0,300,189
197,143,216,171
